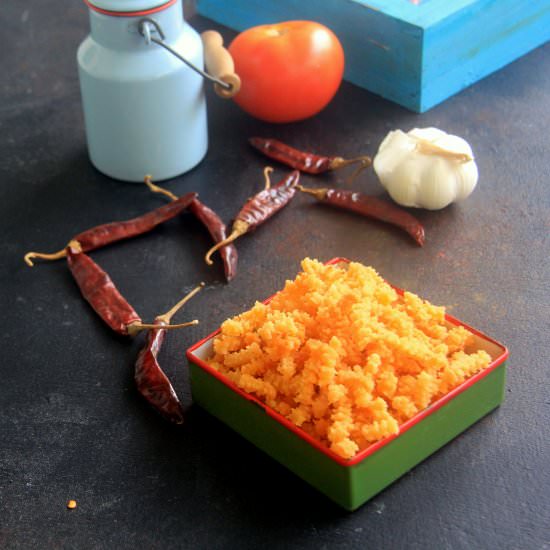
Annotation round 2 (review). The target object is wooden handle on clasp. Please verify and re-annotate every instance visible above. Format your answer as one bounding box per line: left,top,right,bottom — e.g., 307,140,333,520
201,30,241,98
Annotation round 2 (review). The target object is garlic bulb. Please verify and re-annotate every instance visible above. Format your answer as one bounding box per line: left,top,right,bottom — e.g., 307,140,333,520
373,127,479,210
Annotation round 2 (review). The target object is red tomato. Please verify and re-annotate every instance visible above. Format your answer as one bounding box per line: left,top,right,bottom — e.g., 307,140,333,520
228,21,345,123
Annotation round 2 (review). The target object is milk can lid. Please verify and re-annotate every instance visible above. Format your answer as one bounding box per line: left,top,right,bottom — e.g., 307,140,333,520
86,0,176,14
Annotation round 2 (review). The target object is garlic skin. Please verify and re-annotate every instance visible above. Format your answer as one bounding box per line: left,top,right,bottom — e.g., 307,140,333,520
373,128,479,210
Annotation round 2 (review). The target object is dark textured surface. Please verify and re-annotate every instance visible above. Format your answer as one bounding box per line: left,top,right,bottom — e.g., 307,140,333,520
1,2,549,548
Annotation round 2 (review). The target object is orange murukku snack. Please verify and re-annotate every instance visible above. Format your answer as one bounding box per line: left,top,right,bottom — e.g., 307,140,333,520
207,259,491,459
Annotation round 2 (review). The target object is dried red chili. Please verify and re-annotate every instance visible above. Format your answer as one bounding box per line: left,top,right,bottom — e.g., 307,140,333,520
144,177,238,282
135,282,203,424
298,186,425,246
24,192,197,266
189,199,238,281
249,137,371,183
66,240,197,336
204,168,300,265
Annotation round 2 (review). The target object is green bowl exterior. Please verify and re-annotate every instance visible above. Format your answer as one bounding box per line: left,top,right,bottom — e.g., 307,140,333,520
189,360,506,511
347,363,506,509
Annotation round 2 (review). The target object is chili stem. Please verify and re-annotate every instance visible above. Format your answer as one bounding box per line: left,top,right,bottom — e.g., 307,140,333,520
415,140,473,162
127,319,199,337
263,166,274,190
205,219,248,265
24,248,68,267
330,155,372,184
139,320,198,330
296,185,328,201
156,282,205,324
144,175,179,201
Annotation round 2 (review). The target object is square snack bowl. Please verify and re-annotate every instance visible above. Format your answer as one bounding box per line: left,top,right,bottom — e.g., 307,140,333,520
186,260,509,511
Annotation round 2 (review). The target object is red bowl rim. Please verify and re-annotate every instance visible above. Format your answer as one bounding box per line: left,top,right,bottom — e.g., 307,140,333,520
186,257,509,467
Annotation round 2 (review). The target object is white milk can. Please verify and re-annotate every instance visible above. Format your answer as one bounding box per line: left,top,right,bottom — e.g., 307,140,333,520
78,0,240,181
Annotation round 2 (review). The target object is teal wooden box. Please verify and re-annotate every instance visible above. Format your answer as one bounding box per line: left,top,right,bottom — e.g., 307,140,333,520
196,0,550,112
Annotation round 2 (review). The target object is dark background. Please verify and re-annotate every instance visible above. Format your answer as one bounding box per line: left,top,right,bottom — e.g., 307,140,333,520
1,1,549,548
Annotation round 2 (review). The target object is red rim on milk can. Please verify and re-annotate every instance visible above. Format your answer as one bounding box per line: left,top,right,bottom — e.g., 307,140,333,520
78,0,240,181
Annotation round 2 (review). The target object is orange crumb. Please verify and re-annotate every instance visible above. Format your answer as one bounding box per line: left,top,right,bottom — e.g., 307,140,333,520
67,500,77,509
208,259,492,460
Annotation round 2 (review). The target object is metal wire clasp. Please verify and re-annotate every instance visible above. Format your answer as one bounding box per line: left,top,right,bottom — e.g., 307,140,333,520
139,17,165,44
138,18,232,92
